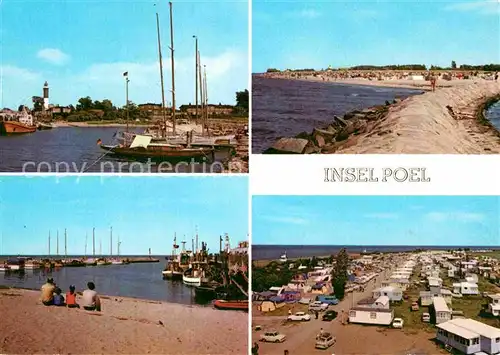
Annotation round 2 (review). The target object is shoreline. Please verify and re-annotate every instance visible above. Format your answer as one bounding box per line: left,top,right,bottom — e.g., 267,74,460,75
261,78,500,154
53,121,152,128
0,288,247,354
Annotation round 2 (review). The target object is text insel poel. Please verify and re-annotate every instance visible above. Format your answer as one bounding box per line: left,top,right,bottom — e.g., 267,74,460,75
324,168,431,183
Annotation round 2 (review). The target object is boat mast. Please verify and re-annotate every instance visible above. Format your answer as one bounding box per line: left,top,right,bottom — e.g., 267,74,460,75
118,236,121,257
169,1,176,135
110,226,113,257
203,65,208,135
193,35,198,125
156,12,167,138
64,228,67,258
198,51,203,135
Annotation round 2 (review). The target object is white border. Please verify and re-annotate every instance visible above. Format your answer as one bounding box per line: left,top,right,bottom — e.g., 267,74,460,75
247,0,253,352
250,154,500,195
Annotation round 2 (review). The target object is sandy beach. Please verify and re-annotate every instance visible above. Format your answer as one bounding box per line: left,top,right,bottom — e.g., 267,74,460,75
0,288,247,354
260,73,500,154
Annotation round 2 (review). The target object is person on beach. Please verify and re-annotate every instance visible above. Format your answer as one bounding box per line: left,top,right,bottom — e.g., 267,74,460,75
251,342,259,355
40,278,56,306
66,285,80,308
495,72,498,81
82,282,101,311
430,73,437,92
53,287,65,306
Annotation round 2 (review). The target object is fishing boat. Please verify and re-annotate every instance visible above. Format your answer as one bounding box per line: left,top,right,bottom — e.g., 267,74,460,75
213,299,248,311
111,259,124,265
84,258,97,266
280,252,287,263
0,108,37,134
96,258,111,266
6,259,25,271
183,263,208,286
194,281,222,301
163,235,184,280
0,264,10,272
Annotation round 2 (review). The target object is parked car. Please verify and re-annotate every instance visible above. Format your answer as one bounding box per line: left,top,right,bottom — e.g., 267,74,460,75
411,301,419,311
315,332,336,349
322,310,338,321
392,318,404,328
421,312,430,323
309,301,328,312
260,331,286,343
317,295,339,305
288,312,311,321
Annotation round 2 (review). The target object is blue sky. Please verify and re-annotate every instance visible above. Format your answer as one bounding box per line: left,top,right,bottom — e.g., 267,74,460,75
252,0,500,72
0,176,248,255
1,0,248,109
253,196,500,246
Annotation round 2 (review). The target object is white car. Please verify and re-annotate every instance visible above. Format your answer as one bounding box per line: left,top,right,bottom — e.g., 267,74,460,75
309,301,328,311
392,318,404,328
315,332,336,349
287,311,311,321
260,331,286,343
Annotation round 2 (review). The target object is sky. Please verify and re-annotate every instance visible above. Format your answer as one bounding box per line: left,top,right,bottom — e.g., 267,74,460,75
0,176,249,255
0,0,248,109
252,196,500,246
252,0,500,72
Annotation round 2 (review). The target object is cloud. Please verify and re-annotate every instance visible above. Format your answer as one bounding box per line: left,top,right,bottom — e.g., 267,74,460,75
444,1,500,15
264,216,309,225
425,212,486,223
1,65,41,81
37,48,70,65
363,213,399,219
289,9,321,19
3,48,247,108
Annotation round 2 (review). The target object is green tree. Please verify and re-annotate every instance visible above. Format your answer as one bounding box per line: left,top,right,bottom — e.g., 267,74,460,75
451,61,457,69
235,89,249,112
332,248,349,300
76,96,93,111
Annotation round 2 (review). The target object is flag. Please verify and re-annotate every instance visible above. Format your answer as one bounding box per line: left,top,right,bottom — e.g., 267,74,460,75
123,72,128,77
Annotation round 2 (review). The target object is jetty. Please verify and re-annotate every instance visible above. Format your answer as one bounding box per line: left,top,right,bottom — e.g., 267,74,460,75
264,80,500,154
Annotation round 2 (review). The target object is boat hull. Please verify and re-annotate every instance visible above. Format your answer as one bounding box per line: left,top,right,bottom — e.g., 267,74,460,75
162,270,183,280
183,274,202,286
1,121,37,134
101,145,213,160
213,300,249,311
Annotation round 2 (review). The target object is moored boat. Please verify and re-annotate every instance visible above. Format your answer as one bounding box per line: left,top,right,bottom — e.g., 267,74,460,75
37,122,53,130
0,265,11,272
0,108,37,135
64,259,86,267
213,299,248,311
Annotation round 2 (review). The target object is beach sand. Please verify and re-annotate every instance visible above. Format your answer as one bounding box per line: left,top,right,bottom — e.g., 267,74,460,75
0,289,248,354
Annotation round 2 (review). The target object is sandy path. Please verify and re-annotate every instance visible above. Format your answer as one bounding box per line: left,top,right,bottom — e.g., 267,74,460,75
336,81,500,154
0,289,247,354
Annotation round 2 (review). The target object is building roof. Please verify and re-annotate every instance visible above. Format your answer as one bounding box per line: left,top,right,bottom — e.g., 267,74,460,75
432,297,450,312
357,297,376,305
375,295,390,306
488,293,500,301
350,307,393,313
438,318,500,339
436,321,479,340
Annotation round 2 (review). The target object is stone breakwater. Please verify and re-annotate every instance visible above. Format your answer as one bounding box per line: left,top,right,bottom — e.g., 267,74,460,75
263,81,500,154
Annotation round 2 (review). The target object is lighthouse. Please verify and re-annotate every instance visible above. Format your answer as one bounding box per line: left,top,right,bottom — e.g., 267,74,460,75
43,81,49,110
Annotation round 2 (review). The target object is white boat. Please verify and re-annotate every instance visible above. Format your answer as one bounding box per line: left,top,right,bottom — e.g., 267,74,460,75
280,252,287,263
24,261,40,269
182,267,207,286
0,265,10,272
111,260,123,265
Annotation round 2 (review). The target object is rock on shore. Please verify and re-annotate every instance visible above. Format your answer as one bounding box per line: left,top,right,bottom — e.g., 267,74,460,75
263,81,500,154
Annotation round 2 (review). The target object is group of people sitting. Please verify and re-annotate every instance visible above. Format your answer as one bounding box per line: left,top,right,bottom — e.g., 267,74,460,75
40,278,102,311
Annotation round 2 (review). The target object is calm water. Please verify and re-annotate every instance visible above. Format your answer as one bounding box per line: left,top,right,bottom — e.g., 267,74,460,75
486,100,500,131
252,245,499,261
252,76,424,153
0,127,229,173
0,261,200,305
